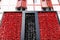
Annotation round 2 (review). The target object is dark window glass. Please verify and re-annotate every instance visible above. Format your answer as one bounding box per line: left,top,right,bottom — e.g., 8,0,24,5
24,13,36,40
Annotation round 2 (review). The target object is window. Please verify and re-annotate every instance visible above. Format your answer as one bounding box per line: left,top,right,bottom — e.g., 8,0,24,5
25,13,36,40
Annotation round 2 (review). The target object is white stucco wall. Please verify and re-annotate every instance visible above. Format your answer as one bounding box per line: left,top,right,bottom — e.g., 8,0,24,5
0,0,17,12
27,0,42,11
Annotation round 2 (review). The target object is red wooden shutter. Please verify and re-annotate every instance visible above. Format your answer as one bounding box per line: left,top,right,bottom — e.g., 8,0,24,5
0,12,22,40
38,11,60,40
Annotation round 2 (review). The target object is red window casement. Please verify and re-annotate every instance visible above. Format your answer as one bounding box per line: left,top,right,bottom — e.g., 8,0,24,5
16,0,26,10
41,0,53,11
0,12,22,40
41,0,53,8
46,0,53,8
38,11,60,40
21,0,26,8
